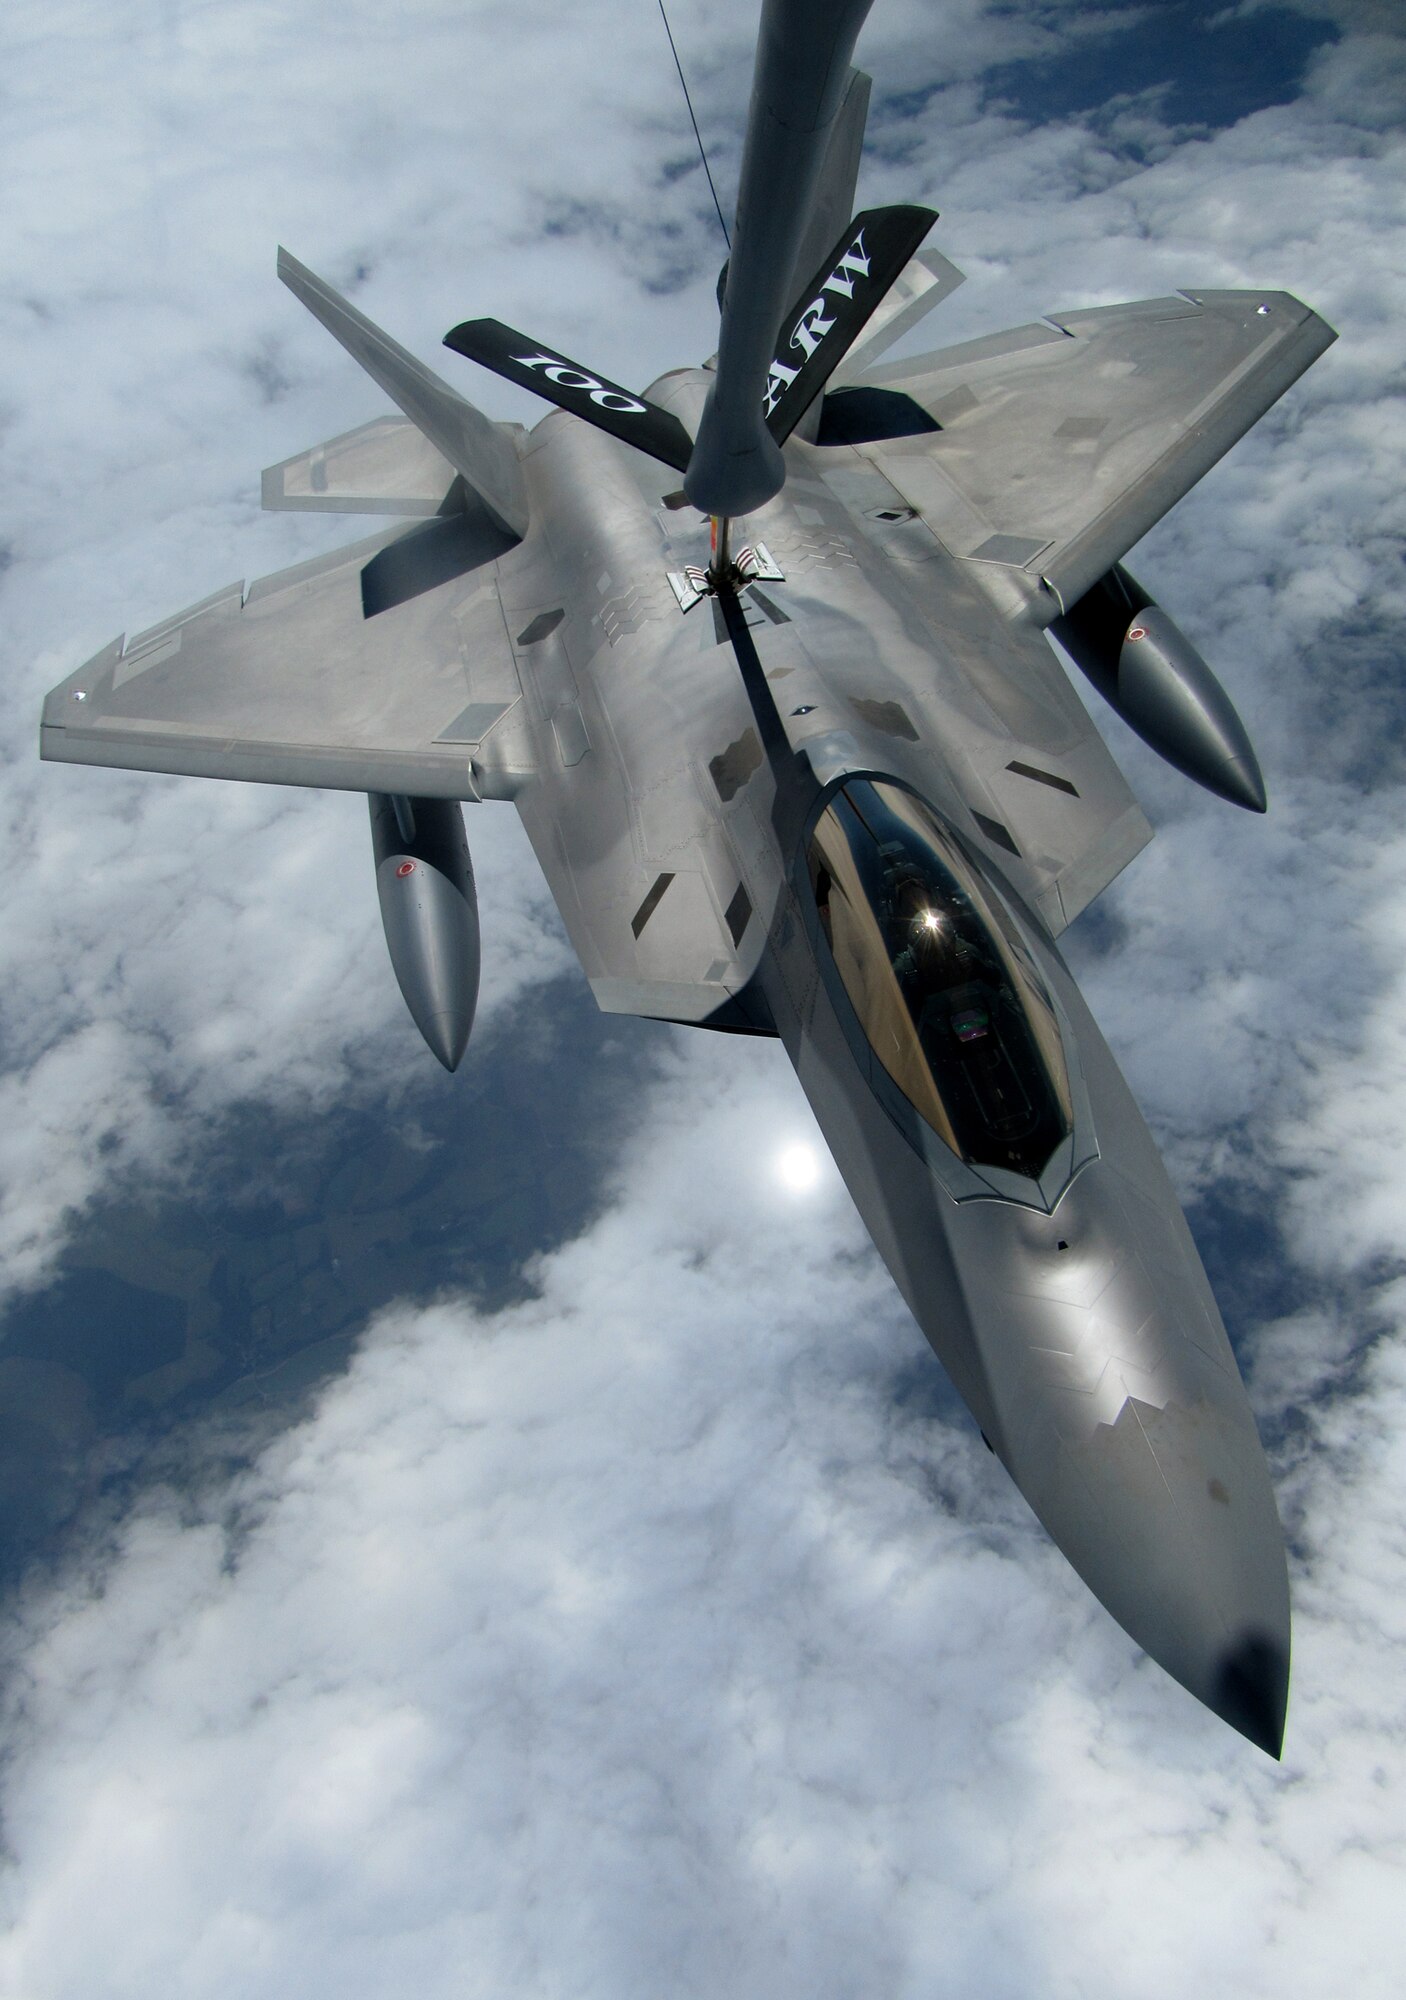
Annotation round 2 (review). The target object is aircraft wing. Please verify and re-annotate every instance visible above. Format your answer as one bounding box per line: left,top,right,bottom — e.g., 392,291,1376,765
41,513,530,800
940,625,1155,935
262,414,459,517
861,288,1336,612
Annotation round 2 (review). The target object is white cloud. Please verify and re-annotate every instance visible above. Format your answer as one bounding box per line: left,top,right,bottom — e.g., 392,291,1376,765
1,1038,1404,2000
2,0,1406,1991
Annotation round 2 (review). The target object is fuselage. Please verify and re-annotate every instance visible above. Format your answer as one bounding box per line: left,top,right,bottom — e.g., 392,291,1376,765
466,374,1290,1750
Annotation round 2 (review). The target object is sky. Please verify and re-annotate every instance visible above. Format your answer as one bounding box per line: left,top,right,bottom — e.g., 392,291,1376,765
1,0,1405,1993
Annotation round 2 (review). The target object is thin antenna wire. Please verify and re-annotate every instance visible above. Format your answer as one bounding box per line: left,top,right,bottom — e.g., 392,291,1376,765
657,0,730,250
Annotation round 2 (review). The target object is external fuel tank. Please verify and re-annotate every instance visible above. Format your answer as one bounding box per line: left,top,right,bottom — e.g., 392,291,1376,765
369,792,480,1071
1052,565,1267,813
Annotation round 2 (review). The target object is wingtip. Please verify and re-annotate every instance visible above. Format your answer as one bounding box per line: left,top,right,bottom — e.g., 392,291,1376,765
276,246,318,293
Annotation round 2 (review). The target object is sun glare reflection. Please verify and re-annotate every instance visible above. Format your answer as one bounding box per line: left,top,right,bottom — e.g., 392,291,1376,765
773,1142,822,1195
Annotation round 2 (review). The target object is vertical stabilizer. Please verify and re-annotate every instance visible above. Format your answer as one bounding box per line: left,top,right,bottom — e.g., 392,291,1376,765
278,249,529,540
787,68,871,443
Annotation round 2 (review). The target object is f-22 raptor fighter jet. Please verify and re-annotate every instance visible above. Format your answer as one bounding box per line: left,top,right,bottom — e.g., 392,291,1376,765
43,0,1335,1754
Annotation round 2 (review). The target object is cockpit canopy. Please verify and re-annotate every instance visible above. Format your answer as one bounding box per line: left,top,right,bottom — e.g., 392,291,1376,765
806,781,1072,1181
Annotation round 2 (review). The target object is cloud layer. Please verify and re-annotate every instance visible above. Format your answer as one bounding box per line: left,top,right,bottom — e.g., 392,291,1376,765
2,1038,1405,2000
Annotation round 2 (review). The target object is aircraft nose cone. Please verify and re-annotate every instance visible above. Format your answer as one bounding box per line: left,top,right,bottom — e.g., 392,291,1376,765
1051,1393,1290,1755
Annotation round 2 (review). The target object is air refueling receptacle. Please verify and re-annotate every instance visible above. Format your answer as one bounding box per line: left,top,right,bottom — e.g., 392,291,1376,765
1052,564,1267,813
368,793,480,1070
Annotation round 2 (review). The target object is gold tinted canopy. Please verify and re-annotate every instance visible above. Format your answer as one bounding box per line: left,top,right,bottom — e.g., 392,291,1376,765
807,781,1071,1180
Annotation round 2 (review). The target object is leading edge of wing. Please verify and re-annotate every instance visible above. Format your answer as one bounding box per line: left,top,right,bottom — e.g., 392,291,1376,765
41,520,529,800
860,288,1337,613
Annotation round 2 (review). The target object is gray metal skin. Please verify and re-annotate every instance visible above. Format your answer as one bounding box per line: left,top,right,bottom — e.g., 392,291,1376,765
39,300,1334,1752
368,793,480,1071
483,386,1290,1753
39,3,1341,1753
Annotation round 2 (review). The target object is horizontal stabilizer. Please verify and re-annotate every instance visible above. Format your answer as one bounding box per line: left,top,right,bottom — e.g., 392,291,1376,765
262,415,458,516
278,248,529,539
783,65,871,443
832,245,967,384
443,319,694,473
763,204,939,446
784,69,872,313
